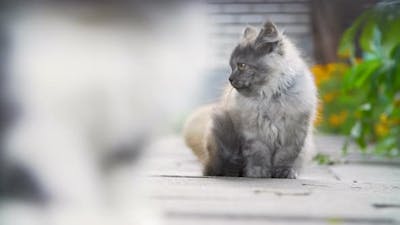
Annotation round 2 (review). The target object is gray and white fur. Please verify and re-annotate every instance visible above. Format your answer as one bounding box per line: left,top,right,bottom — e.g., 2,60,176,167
205,21,317,178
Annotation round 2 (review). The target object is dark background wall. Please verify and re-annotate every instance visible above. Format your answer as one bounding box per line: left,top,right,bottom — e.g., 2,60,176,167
207,0,314,68
311,0,377,64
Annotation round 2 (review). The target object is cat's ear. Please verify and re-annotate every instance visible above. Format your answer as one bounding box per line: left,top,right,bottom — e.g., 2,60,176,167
254,21,281,54
242,26,257,40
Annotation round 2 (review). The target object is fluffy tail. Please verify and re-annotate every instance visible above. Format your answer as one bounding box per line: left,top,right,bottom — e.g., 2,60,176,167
182,104,214,164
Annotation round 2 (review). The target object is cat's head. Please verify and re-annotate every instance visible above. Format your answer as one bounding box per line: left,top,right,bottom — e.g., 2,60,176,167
229,21,290,97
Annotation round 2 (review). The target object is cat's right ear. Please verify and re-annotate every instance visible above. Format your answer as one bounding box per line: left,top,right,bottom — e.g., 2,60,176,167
254,21,281,54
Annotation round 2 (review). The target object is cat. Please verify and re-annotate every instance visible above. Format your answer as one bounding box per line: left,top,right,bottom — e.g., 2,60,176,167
0,2,208,224
184,21,317,178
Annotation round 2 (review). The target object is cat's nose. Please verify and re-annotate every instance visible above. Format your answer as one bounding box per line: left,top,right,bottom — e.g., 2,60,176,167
229,77,233,83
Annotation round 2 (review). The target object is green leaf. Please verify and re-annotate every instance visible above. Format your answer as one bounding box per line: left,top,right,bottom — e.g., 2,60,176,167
360,21,382,55
332,1,400,157
375,137,397,156
343,59,382,89
390,43,400,59
355,61,381,87
338,13,366,59
360,103,372,111
342,137,350,155
378,4,400,56
350,121,362,139
313,153,335,165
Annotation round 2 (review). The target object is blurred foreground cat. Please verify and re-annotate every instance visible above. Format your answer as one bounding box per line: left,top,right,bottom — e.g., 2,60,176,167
184,21,317,178
1,2,208,225
1,10,159,225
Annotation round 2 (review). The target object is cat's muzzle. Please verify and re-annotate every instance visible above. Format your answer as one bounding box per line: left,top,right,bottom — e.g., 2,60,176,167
229,79,249,90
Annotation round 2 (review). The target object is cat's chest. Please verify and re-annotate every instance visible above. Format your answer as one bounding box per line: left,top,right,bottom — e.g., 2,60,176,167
234,97,285,141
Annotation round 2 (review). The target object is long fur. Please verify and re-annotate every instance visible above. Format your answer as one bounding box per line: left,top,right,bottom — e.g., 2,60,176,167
184,22,317,178
203,109,244,177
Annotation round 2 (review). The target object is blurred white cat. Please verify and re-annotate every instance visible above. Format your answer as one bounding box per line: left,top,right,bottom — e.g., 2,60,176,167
0,2,209,225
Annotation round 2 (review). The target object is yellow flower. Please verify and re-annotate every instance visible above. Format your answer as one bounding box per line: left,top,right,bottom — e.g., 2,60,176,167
375,123,389,137
355,58,363,64
328,111,348,127
379,114,389,124
329,115,341,127
311,65,327,86
323,92,336,103
311,63,349,87
311,64,333,86
374,113,392,137
326,63,337,75
314,102,323,126
335,63,349,73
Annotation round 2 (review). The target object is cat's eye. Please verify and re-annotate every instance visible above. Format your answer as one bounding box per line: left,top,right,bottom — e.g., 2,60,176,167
237,63,247,71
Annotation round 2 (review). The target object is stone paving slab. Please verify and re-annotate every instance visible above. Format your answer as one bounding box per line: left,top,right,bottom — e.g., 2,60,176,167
144,135,400,225
166,219,394,225
330,164,400,184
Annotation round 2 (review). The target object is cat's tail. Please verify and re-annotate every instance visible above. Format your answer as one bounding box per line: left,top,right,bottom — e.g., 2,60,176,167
182,104,215,164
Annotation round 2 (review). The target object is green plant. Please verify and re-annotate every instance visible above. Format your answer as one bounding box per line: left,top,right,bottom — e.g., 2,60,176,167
338,0,400,157
313,153,336,165
312,63,363,134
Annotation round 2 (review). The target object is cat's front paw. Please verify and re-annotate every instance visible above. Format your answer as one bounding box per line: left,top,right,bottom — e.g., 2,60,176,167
203,160,243,177
203,166,242,177
272,167,297,179
244,166,272,178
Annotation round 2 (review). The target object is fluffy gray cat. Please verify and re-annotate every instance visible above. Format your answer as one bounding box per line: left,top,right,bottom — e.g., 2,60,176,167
184,21,317,178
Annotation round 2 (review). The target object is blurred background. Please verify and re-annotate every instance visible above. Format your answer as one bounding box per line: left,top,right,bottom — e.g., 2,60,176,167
0,0,399,224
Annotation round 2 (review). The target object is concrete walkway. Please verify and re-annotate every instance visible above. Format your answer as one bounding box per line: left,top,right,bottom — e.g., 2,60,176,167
145,135,400,225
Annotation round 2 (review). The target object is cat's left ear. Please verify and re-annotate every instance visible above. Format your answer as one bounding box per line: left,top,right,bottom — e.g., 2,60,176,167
254,21,281,54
